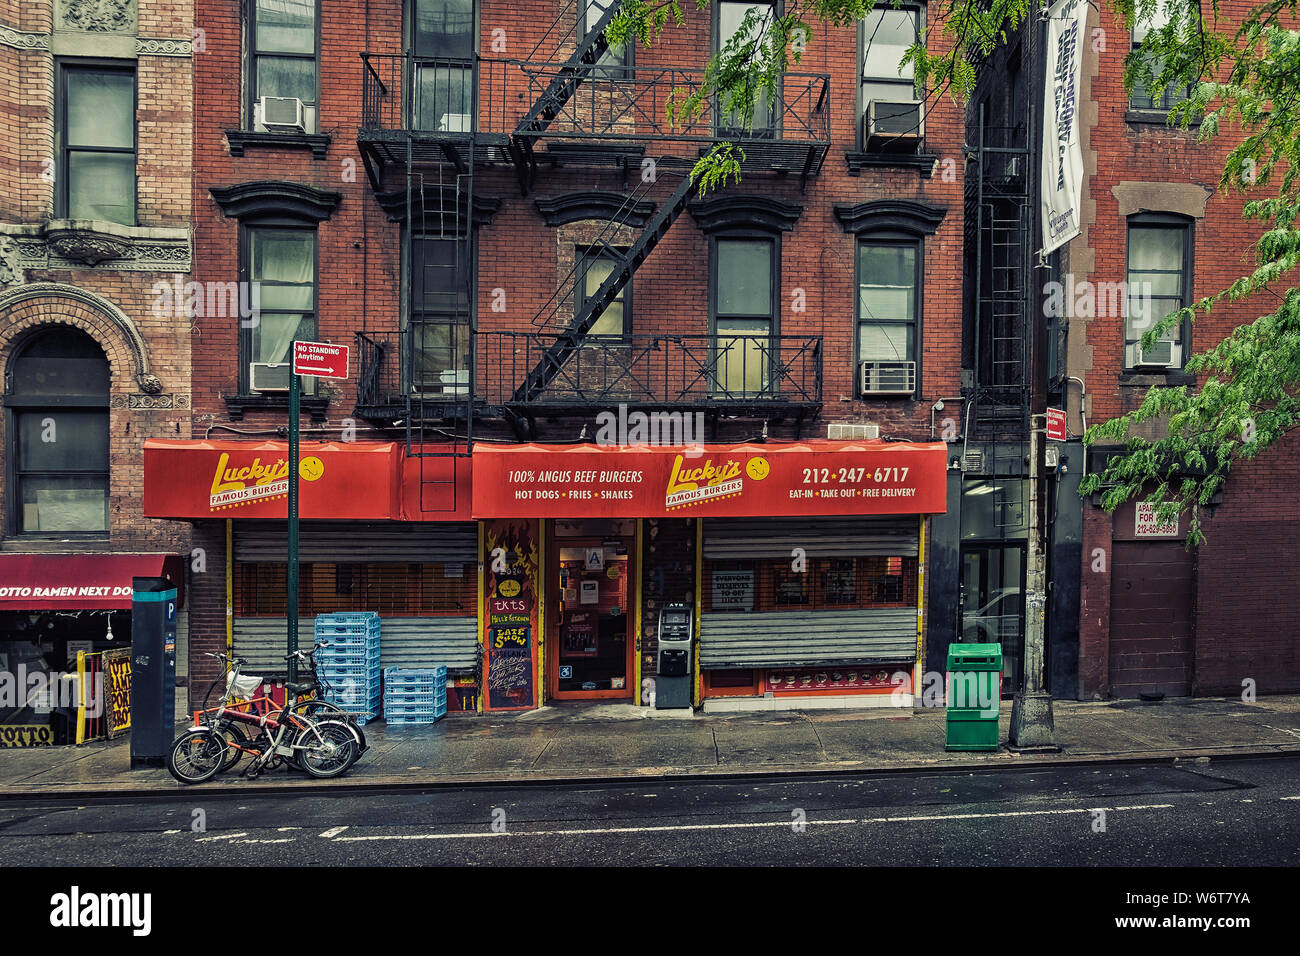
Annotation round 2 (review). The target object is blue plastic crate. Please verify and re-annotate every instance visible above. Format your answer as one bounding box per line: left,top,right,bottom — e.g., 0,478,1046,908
315,611,380,623
384,665,447,682
383,699,445,718
316,648,381,667
384,706,445,725
384,674,446,691
384,689,447,708
317,664,381,681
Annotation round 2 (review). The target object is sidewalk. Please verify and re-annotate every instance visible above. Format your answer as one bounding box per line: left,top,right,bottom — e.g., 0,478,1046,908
3,695,1299,798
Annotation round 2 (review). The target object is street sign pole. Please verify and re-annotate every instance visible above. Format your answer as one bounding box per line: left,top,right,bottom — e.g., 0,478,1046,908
287,354,300,683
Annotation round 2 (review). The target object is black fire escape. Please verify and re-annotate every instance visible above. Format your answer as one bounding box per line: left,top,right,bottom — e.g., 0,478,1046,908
962,103,1033,525
353,0,832,482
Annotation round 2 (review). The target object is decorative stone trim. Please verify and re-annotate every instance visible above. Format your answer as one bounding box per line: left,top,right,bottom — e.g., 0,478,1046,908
0,221,191,276
844,151,939,178
226,130,331,160
211,181,342,223
833,200,947,237
57,0,136,33
687,195,803,235
375,185,500,228
536,191,656,228
0,26,51,50
112,393,189,409
136,37,192,56
0,282,160,391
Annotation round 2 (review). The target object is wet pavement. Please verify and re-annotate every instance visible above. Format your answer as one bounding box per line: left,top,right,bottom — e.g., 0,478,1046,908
2,694,1299,797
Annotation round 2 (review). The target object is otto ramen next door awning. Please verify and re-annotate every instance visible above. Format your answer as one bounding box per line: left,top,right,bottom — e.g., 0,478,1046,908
0,553,185,611
471,440,948,519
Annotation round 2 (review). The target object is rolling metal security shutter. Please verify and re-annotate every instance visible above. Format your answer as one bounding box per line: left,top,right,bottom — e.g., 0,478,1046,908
700,609,915,668
233,521,478,563
701,516,919,668
233,617,479,673
233,521,480,674
702,516,919,559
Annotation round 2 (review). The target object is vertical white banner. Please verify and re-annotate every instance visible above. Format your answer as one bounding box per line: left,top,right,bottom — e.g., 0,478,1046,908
1041,0,1088,256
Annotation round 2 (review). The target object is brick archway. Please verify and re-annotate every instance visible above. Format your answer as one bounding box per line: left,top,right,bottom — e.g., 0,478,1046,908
0,283,160,393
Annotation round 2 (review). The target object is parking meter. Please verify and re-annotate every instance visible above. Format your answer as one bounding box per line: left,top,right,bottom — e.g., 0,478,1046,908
655,603,693,709
130,575,178,769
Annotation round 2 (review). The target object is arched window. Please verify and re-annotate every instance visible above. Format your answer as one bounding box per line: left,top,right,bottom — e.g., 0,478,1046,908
5,328,110,535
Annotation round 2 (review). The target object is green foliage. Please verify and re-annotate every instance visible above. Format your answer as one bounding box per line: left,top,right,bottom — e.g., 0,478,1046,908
608,0,1300,544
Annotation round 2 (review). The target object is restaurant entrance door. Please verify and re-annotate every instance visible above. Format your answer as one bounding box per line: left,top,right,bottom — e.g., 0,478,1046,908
547,519,636,700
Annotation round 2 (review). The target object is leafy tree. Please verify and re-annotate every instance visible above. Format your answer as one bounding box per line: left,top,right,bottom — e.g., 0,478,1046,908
605,0,1295,544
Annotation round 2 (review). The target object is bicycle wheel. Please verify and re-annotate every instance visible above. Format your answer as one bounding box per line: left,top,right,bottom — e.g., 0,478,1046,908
167,729,228,785
215,719,251,771
293,720,359,779
295,700,367,753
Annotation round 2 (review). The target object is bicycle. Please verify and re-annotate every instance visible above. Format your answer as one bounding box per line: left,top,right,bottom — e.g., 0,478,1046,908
169,657,360,785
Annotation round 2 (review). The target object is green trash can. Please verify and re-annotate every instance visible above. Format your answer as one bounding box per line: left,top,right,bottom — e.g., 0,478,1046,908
945,643,1003,751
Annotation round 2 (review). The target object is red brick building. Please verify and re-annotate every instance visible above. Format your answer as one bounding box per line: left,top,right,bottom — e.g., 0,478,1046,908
1055,1,1300,698
0,0,194,744
157,0,979,714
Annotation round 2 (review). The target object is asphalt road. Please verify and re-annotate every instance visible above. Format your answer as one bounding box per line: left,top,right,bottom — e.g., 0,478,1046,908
1,757,1298,867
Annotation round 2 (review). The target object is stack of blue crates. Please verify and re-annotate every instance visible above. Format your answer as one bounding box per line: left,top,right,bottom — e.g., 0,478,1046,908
383,665,447,725
313,612,381,724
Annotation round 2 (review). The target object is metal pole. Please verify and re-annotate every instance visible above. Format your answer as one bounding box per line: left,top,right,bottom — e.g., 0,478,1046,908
287,362,300,683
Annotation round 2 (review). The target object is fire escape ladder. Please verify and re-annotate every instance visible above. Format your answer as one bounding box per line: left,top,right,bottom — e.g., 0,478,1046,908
513,170,699,403
508,0,624,193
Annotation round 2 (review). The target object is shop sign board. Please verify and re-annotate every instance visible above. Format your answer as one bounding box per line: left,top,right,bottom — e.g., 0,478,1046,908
0,724,54,747
1135,502,1179,538
712,570,755,611
104,648,132,738
473,441,948,518
482,520,539,711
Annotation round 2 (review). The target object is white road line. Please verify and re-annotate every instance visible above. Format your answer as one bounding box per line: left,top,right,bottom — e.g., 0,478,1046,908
162,829,181,834
232,838,295,844
1282,796,1300,801
196,832,247,842
319,826,349,838
332,804,1178,843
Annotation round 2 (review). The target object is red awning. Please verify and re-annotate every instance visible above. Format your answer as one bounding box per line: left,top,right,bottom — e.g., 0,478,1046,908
471,440,949,518
144,439,402,520
0,553,185,611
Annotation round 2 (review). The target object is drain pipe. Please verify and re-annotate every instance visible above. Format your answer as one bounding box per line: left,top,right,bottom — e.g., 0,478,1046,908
1067,376,1087,479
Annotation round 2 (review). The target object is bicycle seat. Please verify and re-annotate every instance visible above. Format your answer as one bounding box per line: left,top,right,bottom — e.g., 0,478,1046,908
285,681,316,694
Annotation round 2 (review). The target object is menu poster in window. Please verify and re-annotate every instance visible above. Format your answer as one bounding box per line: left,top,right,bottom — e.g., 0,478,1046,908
712,570,754,611
482,518,539,710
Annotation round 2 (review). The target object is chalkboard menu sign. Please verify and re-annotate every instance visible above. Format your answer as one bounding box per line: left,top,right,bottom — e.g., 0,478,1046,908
484,519,539,710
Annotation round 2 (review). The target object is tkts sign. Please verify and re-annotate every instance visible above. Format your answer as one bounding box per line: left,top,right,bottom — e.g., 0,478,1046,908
472,441,948,518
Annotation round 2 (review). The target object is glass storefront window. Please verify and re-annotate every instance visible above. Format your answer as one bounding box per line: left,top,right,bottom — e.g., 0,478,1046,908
960,477,1029,540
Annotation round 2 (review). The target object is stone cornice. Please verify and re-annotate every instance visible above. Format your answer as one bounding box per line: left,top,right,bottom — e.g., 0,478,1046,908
0,26,51,50
0,221,191,275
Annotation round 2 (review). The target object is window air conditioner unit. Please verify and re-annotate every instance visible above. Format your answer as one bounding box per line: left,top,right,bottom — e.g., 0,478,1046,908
258,96,306,133
859,360,916,396
439,113,471,133
865,99,923,146
249,362,291,393
1129,339,1181,369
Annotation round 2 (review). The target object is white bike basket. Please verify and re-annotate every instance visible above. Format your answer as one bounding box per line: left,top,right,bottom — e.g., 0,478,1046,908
227,672,263,698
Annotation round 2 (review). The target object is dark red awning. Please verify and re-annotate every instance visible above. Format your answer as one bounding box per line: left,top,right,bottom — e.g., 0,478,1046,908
0,553,184,611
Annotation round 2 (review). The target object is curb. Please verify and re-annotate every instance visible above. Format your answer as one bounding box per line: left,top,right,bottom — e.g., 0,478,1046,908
3,744,1298,804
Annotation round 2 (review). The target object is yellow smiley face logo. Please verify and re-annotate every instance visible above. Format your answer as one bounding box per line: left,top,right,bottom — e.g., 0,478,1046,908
746,456,771,481
298,456,325,481
499,579,521,597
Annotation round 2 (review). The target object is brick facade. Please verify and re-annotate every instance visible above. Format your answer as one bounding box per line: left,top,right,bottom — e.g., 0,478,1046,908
1069,2,1300,697
0,0,194,667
